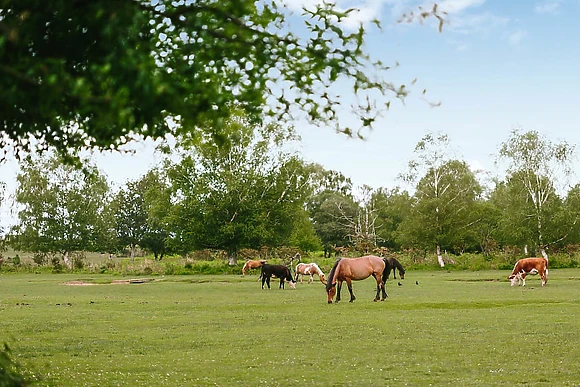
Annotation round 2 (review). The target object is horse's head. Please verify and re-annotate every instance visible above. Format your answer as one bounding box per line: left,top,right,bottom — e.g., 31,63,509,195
399,270,405,280
319,274,327,285
326,283,336,303
288,280,296,289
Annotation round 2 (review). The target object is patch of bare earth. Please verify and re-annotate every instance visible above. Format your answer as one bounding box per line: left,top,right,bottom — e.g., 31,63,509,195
64,278,155,286
64,281,96,286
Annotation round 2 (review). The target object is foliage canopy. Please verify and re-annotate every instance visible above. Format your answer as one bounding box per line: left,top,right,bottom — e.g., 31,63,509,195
0,0,443,162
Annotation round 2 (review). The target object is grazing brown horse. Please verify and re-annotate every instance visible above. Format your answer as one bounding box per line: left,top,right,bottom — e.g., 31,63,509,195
326,255,391,304
295,263,326,284
386,257,405,280
242,260,266,276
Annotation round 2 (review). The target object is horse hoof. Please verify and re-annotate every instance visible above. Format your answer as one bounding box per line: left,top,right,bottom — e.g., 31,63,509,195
373,299,378,302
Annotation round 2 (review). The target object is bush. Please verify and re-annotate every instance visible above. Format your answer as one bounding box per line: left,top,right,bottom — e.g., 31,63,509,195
0,343,38,386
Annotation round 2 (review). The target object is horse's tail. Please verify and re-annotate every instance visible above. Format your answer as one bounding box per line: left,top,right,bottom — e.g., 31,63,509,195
382,258,391,284
326,258,341,292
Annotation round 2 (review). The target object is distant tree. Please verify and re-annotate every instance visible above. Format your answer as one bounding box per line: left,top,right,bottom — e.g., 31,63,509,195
96,197,121,259
308,190,358,257
0,1,443,162
11,155,109,268
560,184,580,247
141,169,174,261
112,179,149,261
400,133,483,265
371,187,413,250
306,167,354,256
167,113,310,264
496,129,575,257
345,185,381,254
286,208,323,253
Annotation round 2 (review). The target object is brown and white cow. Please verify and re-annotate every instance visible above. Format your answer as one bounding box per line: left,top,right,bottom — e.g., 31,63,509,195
508,257,548,287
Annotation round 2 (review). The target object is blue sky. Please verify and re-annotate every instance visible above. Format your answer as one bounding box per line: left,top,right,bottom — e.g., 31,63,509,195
1,0,579,229
296,0,580,188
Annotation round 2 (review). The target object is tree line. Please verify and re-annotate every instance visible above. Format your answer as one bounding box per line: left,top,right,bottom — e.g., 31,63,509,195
2,120,579,268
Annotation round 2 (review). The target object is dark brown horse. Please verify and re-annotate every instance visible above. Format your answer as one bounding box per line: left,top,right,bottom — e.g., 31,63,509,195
261,264,296,289
386,257,405,280
325,255,391,303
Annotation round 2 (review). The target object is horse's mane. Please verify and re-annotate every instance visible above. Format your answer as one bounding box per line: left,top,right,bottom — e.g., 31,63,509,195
325,258,342,292
311,263,323,275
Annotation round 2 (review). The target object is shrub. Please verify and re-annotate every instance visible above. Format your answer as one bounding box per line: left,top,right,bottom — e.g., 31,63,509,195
0,343,38,386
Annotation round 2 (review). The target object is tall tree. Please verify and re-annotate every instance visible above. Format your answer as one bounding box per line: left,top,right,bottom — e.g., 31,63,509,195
400,133,483,266
112,179,149,261
308,190,358,257
11,155,109,267
0,1,443,161
497,129,575,257
371,187,413,250
167,113,310,264
141,169,174,261
306,166,354,256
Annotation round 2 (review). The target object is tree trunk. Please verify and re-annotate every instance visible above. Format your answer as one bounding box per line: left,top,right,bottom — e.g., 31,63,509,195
541,248,548,260
436,244,444,267
130,245,136,262
227,250,237,266
524,244,528,256
63,251,72,269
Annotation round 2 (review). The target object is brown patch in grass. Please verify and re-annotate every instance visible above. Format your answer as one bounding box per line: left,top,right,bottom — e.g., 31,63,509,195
64,278,156,286
64,281,97,286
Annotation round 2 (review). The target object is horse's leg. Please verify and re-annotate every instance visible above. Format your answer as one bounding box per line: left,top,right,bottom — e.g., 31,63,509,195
309,274,313,284
373,274,387,301
346,279,356,302
373,276,381,302
380,277,388,300
336,280,343,303
266,276,271,289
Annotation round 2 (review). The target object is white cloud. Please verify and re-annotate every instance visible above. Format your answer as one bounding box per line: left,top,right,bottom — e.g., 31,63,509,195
437,0,486,14
534,0,561,14
508,29,527,45
445,11,509,35
281,0,391,30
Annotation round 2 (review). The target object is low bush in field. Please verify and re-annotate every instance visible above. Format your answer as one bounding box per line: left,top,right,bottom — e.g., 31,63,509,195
0,343,39,386
1,250,580,276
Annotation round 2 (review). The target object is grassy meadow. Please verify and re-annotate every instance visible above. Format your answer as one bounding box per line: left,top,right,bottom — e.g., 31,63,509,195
1,269,580,386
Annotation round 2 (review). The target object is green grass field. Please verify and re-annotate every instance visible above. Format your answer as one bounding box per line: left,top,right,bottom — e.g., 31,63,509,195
1,269,579,386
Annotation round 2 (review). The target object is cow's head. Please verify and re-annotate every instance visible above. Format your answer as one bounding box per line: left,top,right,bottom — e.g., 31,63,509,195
508,274,520,286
